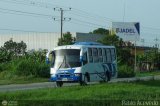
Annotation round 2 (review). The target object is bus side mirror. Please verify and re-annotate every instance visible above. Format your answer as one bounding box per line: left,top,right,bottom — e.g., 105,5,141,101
80,52,87,63
46,57,50,64
80,56,83,63
46,51,50,64
46,51,55,64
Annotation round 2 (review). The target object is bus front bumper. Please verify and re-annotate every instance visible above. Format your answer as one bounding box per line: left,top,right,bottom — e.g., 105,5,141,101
50,73,82,82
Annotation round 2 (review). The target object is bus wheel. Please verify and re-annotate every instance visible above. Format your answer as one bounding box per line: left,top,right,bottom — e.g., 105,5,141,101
106,71,111,82
84,73,90,85
80,74,89,86
56,81,63,87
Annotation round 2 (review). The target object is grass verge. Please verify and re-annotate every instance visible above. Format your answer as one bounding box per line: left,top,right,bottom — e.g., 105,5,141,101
136,71,160,77
0,71,49,85
0,76,49,85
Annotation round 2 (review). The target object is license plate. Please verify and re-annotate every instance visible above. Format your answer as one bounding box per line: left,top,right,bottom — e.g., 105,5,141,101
62,78,68,81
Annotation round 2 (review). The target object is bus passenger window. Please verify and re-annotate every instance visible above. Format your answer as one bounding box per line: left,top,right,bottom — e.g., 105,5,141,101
106,49,111,62
88,48,93,63
98,48,102,56
98,48,103,62
88,48,92,56
102,48,106,56
93,48,98,62
83,52,88,65
102,48,107,62
111,49,116,61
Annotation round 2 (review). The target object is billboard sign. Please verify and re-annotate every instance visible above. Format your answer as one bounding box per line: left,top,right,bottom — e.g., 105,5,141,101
112,22,140,41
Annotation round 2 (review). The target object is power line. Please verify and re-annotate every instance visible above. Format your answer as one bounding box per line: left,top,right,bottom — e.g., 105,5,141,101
68,12,109,25
70,21,103,29
142,26,160,31
0,0,54,9
72,8,113,22
0,28,51,33
0,7,57,19
72,18,106,28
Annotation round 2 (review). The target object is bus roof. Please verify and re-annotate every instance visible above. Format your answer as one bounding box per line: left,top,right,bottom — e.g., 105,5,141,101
53,42,115,50
73,42,103,46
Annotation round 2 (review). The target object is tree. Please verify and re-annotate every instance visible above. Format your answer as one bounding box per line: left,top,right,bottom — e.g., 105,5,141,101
4,38,27,56
91,28,122,46
1,38,27,61
58,32,75,46
90,28,109,35
99,34,121,47
0,47,12,63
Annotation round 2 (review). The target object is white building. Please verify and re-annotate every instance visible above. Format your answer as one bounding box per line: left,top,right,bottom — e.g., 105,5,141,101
0,32,104,50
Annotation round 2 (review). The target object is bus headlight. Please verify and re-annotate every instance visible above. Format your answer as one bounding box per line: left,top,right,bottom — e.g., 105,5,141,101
75,73,81,76
51,74,56,77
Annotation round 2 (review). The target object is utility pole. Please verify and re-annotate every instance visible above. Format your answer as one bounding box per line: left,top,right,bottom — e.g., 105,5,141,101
54,8,71,45
141,38,145,47
154,37,159,49
60,9,63,41
134,41,137,72
154,37,159,70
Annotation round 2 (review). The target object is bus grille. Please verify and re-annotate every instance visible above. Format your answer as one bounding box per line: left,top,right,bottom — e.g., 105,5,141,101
60,74,70,77
57,73,71,77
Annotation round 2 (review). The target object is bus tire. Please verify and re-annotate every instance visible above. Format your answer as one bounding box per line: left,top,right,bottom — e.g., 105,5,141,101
56,81,63,87
80,73,90,86
106,71,111,82
84,73,90,85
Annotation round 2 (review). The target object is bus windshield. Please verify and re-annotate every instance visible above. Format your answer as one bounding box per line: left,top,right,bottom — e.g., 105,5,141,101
54,49,81,69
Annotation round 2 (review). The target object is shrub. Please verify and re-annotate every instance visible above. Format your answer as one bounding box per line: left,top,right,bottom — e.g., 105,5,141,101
118,65,135,78
0,64,3,72
0,49,50,78
38,63,50,78
15,59,35,76
0,63,12,72
15,58,50,78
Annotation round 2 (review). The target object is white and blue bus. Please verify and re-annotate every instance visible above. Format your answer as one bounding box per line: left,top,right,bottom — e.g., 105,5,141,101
46,42,117,87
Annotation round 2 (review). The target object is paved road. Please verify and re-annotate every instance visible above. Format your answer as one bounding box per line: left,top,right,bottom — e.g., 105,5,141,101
0,82,79,92
0,75,160,92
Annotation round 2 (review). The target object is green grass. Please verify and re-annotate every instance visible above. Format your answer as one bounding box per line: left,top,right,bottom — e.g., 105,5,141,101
0,71,49,85
0,74,49,85
0,80,160,105
0,76,49,85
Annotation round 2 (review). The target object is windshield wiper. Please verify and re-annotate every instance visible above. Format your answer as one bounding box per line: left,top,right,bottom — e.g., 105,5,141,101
58,56,72,70
58,56,65,70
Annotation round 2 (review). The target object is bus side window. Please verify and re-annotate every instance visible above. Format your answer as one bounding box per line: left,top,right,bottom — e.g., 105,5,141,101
98,48,103,62
106,49,111,62
111,49,116,61
88,48,93,63
93,48,98,63
103,48,107,62
83,52,88,65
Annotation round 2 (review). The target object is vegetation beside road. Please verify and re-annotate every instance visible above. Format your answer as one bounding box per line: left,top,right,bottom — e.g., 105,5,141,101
0,80,160,105
136,71,160,77
0,39,50,85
